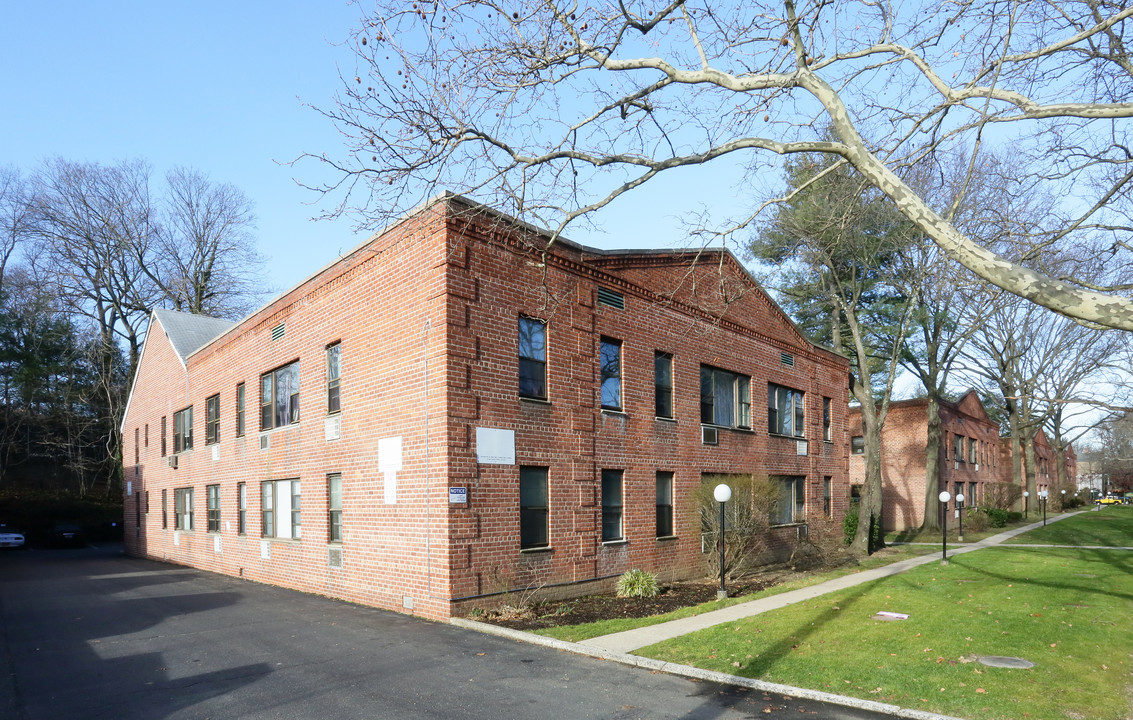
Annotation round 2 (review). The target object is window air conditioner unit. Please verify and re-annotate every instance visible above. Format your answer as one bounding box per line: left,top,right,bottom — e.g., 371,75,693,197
701,426,718,445
260,435,270,451
167,455,178,469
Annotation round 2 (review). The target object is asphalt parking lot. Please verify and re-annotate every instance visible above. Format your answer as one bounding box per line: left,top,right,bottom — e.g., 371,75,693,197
0,544,899,720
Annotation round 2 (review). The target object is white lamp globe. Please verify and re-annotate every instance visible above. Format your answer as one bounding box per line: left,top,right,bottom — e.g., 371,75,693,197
1061,489,1066,495
956,493,965,503
1024,491,1030,498
938,491,951,502
714,484,732,503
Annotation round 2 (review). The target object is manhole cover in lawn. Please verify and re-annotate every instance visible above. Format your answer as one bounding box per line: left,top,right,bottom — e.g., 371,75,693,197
978,656,1035,669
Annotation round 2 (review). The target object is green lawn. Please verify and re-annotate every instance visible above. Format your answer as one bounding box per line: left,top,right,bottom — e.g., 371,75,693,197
534,545,938,642
637,546,1133,720
884,513,1041,545
1008,505,1133,546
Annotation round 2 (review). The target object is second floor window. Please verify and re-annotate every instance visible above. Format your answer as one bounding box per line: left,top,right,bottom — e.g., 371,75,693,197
327,343,342,413
822,397,831,441
205,394,220,445
261,361,300,430
768,384,804,437
654,352,673,418
206,484,220,532
700,366,751,428
236,383,246,437
851,436,864,455
518,318,547,399
600,337,622,410
968,437,977,464
173,406,193,453
954,434,965,461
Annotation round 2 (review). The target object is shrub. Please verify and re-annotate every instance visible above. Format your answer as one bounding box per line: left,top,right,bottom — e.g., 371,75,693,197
616,569,659,598
843,504,859,545
1005,511,1023,523
965,508,990,532
842,504,880,550
984,482,1022,510
691,474,782,579
986,507,1009,527
1062,495,1085,510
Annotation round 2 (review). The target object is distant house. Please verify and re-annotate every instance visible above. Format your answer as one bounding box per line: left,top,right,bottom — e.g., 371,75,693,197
848,390,1002,532
120,194,851,621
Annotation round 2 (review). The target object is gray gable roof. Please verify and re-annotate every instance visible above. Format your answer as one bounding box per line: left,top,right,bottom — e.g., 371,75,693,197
153,309,236,363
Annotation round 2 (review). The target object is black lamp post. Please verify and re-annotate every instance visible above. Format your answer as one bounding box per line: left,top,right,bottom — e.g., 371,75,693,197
714,483,732,600
1023,491,1029,520
956,493,965,542
1040,490,1048,526
939,490,951,565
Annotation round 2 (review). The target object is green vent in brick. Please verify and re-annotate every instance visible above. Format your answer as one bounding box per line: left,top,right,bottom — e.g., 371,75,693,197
271,323,285,341
597,287,625,309
781,352,794,367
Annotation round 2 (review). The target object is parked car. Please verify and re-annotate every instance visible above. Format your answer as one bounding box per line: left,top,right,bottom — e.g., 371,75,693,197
1098,496,1120,505
0,524,26,549
49,523,86,548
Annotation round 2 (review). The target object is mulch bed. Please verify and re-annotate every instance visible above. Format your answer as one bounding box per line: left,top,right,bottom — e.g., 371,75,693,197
476,574,790,632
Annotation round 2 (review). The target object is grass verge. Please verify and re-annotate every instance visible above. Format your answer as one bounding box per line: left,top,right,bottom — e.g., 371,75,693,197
1008,505,1133,546
534,545,938,642
637,546,1133,720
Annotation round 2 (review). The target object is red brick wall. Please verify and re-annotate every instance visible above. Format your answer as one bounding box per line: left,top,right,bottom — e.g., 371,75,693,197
123,198,851,620
848,392,1001,532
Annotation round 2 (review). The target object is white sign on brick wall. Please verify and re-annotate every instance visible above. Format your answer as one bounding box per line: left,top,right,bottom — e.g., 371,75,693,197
475,428,515,464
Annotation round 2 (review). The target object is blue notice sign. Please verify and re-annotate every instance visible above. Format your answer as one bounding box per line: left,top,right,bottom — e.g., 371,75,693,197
449,487,468,504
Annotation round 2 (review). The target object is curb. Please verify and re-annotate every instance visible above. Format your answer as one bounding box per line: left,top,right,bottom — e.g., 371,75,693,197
450,618,966,720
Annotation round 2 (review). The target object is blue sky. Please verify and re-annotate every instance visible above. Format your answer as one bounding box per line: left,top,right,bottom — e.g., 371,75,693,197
1,1,744,295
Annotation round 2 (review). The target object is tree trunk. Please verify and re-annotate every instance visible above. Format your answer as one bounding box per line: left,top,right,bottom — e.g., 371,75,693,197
921,395,942,530
851,391,884,554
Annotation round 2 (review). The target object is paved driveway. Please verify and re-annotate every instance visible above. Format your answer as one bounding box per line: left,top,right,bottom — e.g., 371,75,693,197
1,545,895,720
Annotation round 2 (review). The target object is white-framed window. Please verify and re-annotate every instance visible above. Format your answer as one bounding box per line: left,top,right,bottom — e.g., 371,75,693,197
851,436,864,455
772,476,806,525
600,337,622,410
700,365,751,428
174,487,194,530
237,482,247,535
327,343,342,413
768,384,805,437
655,352,673,419
822,397,831,441
656,471,674,538
262,479,301,539
206,484,220,532
236,382,246,437
261,361,300,431
520,466,549,549
601,469,624,542
173,406,193,453
205,394,220,445
328,473,342,543
518,318,547,400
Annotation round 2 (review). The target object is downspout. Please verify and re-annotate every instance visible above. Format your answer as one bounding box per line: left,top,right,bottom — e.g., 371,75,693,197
423,317,432,598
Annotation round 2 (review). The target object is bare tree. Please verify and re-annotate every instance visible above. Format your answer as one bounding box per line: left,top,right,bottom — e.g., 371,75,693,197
0,167,33,297
150,167,267,319
29,159,158,376
309,0,1133,329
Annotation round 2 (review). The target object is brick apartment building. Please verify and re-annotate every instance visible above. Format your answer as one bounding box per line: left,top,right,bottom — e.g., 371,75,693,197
1000,428,1076,498
848,390,1001,532
120,195,851,621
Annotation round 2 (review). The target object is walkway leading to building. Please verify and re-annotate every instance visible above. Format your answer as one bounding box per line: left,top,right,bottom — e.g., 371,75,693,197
579,512,1085,654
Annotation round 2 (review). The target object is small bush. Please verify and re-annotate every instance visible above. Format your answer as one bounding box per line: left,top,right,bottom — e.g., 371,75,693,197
1005,511,1023,523
616,569,659,598
1063,495,1085,510
965,509,990,532
986,507,1009,527
843,504,859,545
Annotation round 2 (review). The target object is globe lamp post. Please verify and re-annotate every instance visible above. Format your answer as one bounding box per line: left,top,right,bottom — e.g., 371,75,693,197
956,493,965,542
939,491,952,565
714,483,732,600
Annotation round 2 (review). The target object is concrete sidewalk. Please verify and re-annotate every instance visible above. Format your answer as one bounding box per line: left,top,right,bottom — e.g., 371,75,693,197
579,511,1084,654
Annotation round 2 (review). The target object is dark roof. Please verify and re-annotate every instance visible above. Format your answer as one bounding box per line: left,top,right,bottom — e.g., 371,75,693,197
152,309,236,363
